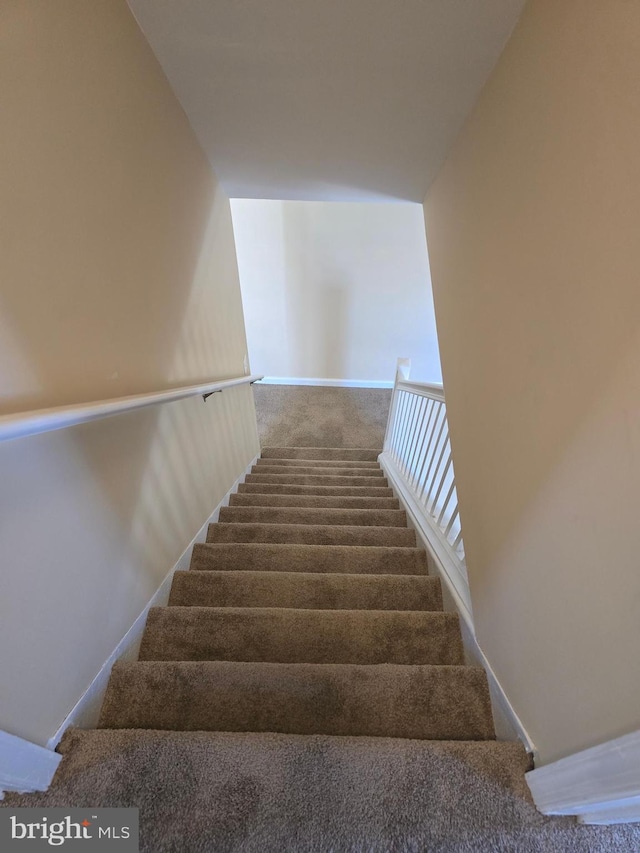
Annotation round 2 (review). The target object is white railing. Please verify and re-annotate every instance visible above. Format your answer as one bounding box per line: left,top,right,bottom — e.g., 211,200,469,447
0,374,263,443
380,360,471,621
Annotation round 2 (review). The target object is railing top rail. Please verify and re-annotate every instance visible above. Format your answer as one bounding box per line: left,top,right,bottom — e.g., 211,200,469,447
396,379,445,402
0,373,263,444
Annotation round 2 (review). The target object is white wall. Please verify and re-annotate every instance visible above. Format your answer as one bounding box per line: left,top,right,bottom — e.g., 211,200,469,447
128,0,527,203
0,0,259,745
424,0,640,764
231,200,442,384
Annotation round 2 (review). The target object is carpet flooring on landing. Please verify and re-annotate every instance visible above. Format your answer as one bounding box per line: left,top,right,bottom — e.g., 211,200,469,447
253,384,391,448
5,730,639,852
4,447,639,851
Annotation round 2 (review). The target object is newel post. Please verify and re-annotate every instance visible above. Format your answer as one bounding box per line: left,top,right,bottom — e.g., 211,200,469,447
383,358,411,452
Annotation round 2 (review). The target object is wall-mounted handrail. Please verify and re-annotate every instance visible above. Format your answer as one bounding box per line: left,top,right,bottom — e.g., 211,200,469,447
0,374,264,443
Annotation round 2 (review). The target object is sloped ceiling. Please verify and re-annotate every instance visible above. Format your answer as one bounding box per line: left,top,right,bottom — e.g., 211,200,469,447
128,0,526,202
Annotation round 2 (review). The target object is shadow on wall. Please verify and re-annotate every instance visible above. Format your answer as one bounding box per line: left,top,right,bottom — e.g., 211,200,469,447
1,174,248,563
0,182,258,746
0,383,258,746
0,0,261,747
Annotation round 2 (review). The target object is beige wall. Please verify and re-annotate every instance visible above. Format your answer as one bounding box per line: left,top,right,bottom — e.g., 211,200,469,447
0,1,258,744
231,200,442,383
424,0,640,764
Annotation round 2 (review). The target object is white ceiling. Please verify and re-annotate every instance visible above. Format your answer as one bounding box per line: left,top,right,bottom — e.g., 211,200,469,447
128,0,525,202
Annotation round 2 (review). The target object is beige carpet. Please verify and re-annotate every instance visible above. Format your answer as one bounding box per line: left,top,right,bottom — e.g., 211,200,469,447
4,447,639,851
253,384,391,447
6,730,639,852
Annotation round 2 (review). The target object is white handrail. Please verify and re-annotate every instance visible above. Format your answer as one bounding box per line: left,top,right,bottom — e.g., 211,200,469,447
0,374,264,443
396,379,445,402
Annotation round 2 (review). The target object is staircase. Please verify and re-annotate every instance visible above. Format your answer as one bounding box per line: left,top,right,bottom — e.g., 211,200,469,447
8,447,627,850
98,446,495,740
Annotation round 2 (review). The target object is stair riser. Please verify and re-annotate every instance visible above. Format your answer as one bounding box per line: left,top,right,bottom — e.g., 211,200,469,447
229,494,400,510
190,543,428,575
93,445,500,764
218,506,407,528
252,465,385,478
261,448,380,461
246,474,388,487
256,458,381,470
169,570,443,611
238,483,394,497
139,607,463,665
207,523,416,547
100,661,494,740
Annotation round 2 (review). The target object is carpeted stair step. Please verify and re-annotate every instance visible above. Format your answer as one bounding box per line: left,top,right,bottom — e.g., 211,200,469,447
168,570,443,611
20,442,639,851
138,606,463,664
262,447,380,461
207,522,416,547
238,482,394,497
21,729,630,852
190,542,428,575
26,730,609,853
99,661,493,739
251,464,385,478
245,472,388,487
218,505,407,528
255,458,381,470
229,493,400,509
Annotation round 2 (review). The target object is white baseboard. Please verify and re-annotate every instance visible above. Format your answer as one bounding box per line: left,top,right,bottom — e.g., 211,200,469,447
257,376,394,389
465,624,537,758
379,451,536,757
0,731,62,800
526,729,640,825
46,453,259,751
578,796,640,825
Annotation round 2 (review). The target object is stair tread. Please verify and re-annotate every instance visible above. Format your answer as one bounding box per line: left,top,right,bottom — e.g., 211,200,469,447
229,493,400,509
99,660,493,739
253,464,384,476
219,505,407,527
16,729,573,853
207,522,416,547
169,569,442,610
255,458,381,469
238,482,394,496
190,542,428,575
262,447,381,461
92,442,502,793
246,473,388,486
139,606,463,665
